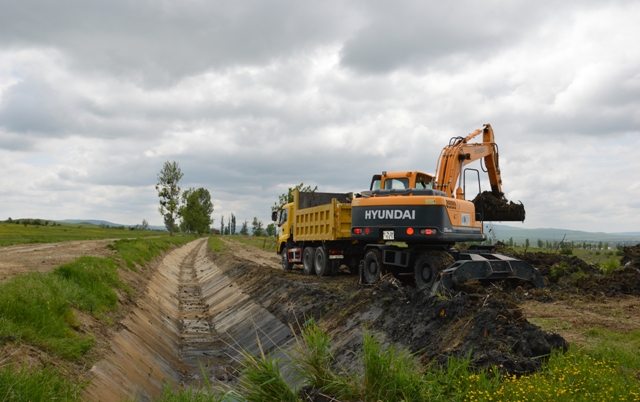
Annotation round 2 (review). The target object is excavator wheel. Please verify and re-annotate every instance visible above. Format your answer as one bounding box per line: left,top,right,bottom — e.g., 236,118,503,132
414,251,454,289
302,247,316,275
281,248,293,271
363,249,383,284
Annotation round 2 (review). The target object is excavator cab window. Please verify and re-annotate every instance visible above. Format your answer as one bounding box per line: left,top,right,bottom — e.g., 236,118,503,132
370,174,381,191
414,174,433,189
384,178,409,189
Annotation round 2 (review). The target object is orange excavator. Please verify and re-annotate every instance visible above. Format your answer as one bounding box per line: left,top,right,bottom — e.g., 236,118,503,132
350,124,540,292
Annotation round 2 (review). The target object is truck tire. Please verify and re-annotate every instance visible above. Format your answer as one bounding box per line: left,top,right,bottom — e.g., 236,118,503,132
414,252,454,289
302,247,316,275
281,248,293,271
314,247,331,276
363,249,383,284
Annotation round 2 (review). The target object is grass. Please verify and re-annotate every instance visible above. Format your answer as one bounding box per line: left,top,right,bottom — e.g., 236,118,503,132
0,363,84,401
208,236,226,253
162,322,640,402
0,221,165,247
232,235,278,252
109,236,195,270
512,246,622,265
0,233,198,399
599,258,622,275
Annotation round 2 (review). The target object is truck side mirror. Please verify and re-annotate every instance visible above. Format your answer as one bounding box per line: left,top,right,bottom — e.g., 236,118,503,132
271,211,278,222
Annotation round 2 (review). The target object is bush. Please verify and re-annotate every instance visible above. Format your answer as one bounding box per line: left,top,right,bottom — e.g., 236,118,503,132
560,248,573,255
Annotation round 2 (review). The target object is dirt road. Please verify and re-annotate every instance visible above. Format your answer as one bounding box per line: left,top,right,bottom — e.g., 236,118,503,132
0,240,117,281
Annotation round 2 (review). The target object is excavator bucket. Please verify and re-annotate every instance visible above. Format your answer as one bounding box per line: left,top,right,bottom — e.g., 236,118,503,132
431,250,544,295
472,191,526,222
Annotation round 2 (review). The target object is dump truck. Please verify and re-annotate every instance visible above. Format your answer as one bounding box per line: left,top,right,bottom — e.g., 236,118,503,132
273,190,364,276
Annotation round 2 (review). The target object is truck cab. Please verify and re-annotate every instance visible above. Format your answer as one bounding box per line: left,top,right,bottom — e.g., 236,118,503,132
273,203,293,253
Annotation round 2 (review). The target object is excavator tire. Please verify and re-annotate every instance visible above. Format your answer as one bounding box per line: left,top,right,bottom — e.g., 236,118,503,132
314,247,332,276
363,249,383,284
414,251,454,289
302,247,316,275
281,248,293,271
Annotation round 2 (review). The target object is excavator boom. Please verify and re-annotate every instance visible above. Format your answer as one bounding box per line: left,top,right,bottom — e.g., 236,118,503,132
434,124,525,221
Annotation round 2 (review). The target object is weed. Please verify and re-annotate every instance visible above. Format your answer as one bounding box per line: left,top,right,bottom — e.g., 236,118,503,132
292,320,336,390
550,262,570,279
599,259,621,275
208,236,226,253
0,363,84,401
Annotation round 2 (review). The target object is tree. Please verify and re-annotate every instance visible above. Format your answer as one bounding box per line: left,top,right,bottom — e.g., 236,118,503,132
156,161,184,236
240,220,249,235
220,216,224,235
266,223,276,237
230,213,236,235
272,183,317,212
525,238,530,248
141,219,149,230
251,217,264,236
179,187,214,235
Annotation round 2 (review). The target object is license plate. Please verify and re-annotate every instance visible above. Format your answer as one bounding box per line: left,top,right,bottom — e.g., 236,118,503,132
383,230,394,240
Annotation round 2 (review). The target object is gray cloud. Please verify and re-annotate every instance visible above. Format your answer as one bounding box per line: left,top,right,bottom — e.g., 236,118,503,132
0,0,639,232
0,0,356,87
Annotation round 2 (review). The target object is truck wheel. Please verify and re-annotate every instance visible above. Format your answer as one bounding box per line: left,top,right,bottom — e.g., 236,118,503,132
281,248,293,271
302,247,316,275
363,249,383,284
314,247,331,276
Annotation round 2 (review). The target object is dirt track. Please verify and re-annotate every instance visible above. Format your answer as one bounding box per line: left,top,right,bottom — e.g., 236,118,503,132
0,240,117,281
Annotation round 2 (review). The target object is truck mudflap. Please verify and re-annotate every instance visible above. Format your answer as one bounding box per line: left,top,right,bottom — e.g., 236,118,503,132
431,252,544,294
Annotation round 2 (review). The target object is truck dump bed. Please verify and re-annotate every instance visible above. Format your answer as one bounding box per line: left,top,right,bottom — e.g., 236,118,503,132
293,191,352,242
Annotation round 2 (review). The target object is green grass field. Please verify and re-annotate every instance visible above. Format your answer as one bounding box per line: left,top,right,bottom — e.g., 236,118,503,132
0,221,166,247
0,234,195,401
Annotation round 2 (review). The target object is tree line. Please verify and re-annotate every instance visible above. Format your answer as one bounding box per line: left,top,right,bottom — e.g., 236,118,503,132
156,161,274,237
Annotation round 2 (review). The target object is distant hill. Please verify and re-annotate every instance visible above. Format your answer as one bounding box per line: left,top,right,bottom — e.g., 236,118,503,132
58,219,167,231
485,224,640,246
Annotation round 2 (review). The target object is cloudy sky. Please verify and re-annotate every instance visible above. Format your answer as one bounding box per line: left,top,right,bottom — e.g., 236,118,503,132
1,0,639,233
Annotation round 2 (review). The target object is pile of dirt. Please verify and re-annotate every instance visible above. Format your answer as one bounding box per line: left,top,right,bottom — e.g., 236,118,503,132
370,280,567,375
517,252,597,283
518,250,640,297
472,191,525,222
213,249,567,377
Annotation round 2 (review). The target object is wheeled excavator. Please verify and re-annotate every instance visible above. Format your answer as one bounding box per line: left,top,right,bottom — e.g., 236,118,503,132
350,124,542,292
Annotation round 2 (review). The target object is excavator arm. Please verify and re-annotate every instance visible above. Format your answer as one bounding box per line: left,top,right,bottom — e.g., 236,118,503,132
434,124,502,199
434,124,525,221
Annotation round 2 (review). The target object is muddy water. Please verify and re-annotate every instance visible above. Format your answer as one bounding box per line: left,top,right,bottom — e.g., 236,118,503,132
84,238,292,401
